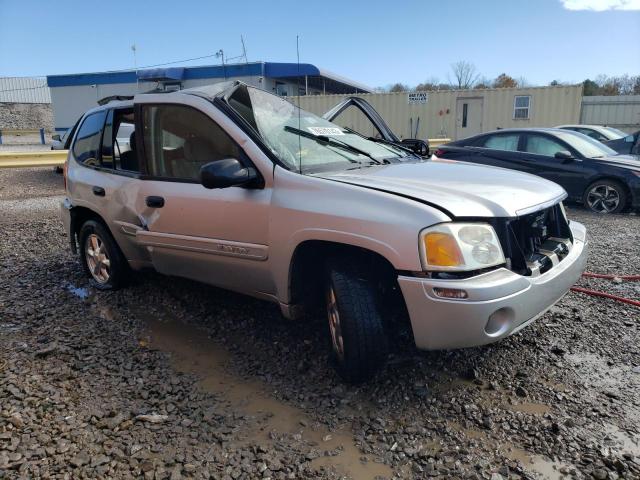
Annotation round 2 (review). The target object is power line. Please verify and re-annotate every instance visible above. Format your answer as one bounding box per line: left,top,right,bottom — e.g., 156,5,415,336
0,51,227,87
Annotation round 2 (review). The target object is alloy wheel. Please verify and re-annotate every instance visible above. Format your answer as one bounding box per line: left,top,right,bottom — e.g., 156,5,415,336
586,185,620,213
85,233,111,283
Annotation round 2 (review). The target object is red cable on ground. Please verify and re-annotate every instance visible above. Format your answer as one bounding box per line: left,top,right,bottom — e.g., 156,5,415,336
582,272,640,281
570,286,640,308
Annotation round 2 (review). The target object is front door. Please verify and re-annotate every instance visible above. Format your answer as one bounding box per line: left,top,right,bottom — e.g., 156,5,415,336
456,97,483,140
133,100,275,297
518,133,587,200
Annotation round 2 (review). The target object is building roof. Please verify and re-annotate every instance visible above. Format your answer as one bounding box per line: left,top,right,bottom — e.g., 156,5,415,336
46,61,372,93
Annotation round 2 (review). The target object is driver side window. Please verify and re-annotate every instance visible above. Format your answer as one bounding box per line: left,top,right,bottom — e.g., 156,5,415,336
524,135,566,157
142,104,241,181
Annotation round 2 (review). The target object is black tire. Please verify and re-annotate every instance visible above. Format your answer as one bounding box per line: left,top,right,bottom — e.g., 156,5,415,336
583,179,627,214
325,258,388,383
78,220,129,290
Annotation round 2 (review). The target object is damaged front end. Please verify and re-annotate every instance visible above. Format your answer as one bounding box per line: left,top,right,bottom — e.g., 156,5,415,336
493,203,574,277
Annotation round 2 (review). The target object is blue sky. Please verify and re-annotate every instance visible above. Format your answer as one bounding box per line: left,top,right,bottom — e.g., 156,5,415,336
0,0,638,88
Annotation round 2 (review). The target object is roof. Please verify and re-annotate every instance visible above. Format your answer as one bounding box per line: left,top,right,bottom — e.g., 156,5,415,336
46,62,372,93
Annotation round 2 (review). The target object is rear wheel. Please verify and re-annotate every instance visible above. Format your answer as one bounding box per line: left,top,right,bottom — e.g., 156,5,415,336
325,258,388,383
79,220,128,290
583,179,627,214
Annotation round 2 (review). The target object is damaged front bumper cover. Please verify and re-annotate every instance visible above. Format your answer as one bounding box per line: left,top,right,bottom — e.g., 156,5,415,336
398,221,588,350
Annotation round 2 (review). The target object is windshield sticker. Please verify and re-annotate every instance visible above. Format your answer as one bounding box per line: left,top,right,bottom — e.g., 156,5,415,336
307,126,345,136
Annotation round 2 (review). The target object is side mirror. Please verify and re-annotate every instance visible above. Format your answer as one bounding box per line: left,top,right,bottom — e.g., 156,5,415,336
200,158,257,189
52,134,61,141
554,150,574,161
400,139,430,156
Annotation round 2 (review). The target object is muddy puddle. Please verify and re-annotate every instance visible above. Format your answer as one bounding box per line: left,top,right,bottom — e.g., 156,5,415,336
130,309,393,480
506,447,570,480
506,402,552,415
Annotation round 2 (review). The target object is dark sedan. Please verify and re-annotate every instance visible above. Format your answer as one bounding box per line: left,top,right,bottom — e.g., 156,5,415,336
435,128,640,214
605,130,639,156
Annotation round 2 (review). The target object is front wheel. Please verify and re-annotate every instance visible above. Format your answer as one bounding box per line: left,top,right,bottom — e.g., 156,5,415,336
583,180,627,214
325,259,388,383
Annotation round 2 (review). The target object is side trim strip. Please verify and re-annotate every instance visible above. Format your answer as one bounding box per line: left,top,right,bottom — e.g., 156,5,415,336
136,231,268,261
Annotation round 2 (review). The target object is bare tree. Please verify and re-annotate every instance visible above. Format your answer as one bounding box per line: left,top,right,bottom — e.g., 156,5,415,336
450,61,479,90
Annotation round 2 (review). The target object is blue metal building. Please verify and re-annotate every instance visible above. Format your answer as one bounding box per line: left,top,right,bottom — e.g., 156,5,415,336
46,61,371,131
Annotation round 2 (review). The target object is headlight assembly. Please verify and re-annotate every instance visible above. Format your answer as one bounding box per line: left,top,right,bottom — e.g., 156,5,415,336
419,223,505,271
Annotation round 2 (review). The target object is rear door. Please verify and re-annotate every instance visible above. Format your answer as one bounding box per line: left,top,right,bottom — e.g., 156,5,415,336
473,132,533,172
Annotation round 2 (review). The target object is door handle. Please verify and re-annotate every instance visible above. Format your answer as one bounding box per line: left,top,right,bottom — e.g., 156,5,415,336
146,196,165,208
92,186,105,197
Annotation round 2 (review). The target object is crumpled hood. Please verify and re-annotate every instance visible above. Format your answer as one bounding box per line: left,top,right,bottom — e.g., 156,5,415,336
316,160,566,218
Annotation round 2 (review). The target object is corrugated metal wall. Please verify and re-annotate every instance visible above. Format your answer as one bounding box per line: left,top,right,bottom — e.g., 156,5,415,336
295,85,583,141
0,77,51,103
580,95,640,133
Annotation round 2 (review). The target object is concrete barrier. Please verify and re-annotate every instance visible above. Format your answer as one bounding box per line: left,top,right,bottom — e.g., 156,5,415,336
0,150,67,169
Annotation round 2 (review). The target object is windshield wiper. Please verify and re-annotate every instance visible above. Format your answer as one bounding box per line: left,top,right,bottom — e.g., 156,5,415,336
343,126,416,157
284,126,382,165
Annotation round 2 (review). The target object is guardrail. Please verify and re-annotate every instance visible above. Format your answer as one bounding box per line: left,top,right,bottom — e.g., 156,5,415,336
0,128,49,145
0,150,67,169
428,138,451,148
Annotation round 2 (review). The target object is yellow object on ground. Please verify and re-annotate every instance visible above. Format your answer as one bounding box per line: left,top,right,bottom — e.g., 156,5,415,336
0,150,67,169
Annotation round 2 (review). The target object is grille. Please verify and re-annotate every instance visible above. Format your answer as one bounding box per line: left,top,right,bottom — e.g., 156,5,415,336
494,203,572,276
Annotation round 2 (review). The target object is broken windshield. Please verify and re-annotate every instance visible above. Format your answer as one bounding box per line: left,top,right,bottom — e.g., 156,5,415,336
225,85,415,174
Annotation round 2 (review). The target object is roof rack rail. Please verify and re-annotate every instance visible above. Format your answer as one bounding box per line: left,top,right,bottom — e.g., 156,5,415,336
97,95,134,106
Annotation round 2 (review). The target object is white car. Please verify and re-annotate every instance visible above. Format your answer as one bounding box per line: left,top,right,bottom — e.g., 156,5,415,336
556,124,627,144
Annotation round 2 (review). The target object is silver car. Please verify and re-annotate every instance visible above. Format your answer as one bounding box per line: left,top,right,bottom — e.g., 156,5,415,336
61,82,588,382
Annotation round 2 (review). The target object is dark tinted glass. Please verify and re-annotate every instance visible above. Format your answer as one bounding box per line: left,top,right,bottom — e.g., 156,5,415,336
100,110,114,168
72,111,107,166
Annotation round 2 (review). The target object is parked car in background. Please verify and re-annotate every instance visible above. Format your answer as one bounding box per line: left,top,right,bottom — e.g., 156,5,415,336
60,82,587,382
556,124,627,143
435,128,640,214
604,130,640,156
51,129,71,150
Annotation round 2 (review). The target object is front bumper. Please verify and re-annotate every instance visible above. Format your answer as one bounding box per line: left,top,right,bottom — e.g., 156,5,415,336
398,221,588,350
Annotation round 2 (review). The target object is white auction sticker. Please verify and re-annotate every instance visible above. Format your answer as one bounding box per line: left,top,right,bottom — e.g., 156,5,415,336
307,126,344,136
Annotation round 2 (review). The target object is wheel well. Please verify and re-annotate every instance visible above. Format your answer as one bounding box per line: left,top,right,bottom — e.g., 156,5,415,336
69,207,109,253
288,241,405,318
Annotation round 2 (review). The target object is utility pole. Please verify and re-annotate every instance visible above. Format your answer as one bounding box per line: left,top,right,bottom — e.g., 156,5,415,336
216,49,226,80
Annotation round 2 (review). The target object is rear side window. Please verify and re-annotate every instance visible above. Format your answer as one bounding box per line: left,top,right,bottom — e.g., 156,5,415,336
73,111,107,166
525,135,566,157
481,134,519,151
142,104,240,181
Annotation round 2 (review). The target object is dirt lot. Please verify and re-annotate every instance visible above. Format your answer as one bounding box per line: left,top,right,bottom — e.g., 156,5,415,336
1,168,639,479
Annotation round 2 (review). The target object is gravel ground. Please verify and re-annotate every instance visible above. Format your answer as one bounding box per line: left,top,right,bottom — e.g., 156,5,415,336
1,168,639,480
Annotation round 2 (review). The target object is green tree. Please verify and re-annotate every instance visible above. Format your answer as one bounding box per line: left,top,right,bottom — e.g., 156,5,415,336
388,83,409,93
582,79,599,96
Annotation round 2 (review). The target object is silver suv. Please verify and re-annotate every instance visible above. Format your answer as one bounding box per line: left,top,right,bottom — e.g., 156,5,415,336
61,82,588,382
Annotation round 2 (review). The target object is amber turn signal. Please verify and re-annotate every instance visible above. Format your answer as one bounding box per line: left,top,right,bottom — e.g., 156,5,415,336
423,232,464,267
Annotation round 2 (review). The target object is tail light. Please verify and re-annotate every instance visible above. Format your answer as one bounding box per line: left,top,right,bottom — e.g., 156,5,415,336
434,148,446,157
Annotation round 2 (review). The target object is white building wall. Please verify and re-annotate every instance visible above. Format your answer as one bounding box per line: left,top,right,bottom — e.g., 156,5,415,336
50,76,309,130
